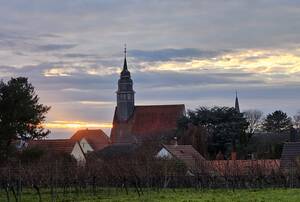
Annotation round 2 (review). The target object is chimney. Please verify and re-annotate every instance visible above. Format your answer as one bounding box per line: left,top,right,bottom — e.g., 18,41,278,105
171,136,178,146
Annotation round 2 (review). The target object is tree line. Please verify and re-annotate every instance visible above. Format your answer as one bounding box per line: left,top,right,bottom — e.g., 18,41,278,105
177,106,299,160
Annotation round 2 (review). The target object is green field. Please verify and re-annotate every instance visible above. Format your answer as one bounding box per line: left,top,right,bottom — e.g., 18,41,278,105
1,188,300,202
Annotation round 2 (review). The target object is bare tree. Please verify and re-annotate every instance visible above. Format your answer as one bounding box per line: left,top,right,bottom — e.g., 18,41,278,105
293,110,300,130
244,109,263,133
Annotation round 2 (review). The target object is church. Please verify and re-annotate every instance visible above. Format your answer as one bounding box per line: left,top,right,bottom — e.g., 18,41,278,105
110,48,186,144
22,48,242,163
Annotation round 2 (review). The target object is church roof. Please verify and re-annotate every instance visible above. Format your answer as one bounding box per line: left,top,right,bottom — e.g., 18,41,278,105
111,104,185,143
71,129,110,151
131,105,185,136
27,139,77,154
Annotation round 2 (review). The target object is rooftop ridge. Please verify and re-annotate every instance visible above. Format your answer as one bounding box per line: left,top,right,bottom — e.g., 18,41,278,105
135,104,185,107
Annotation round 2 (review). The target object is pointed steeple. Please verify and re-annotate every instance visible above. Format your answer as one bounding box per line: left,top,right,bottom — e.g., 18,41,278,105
235,90,240,113
121,44,130,77
123,44,128,71
123,57,128,71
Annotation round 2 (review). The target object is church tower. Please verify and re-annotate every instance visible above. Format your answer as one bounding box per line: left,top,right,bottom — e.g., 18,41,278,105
116,46,135,122
235,91,240,113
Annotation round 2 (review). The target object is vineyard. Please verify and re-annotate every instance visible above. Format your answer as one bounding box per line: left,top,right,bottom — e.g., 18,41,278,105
1,156,300,202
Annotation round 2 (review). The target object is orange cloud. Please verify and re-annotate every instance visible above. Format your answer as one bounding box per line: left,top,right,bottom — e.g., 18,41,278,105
144,49,300,75
44,120,112,129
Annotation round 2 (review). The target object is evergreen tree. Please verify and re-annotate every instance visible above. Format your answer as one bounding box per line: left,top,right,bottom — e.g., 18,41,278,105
178,106,249,159
262,110,292,133
0,77,50,159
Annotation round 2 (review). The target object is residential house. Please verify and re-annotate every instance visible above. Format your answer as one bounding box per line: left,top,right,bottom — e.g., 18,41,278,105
156,143,206,175
27,139,89,164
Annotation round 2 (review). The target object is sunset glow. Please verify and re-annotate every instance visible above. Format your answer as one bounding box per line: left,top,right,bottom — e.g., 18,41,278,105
147,49,300,75
44,121,112,129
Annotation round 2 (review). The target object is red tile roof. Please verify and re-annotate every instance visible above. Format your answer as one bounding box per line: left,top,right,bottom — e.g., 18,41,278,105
132,105,185,135
27,139,77,154
71,129,110,151
208,160,280,176
159,144,280,175
162,144,205,171
111,105,185,143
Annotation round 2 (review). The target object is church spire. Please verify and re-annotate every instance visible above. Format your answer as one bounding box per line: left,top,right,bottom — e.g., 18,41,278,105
123,44,128,71
121,44,130,77
235,90,240,113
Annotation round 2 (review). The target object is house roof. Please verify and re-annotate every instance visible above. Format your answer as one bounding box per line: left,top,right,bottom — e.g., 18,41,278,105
93,143,139,159
27,139,77,154
162,144,205,171
280,142,300,170
111,104,185,143
71,129,110,151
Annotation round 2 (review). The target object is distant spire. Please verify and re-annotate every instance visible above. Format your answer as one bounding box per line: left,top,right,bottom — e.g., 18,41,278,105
235,90,240,113
123,44,128,71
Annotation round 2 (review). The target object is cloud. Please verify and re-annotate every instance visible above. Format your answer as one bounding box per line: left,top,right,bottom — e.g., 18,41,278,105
37,33,61,38
140,49,300,78
78,101,114,107
43,67,75,77
133,71,264,90
34,44,77,52
129,48,224,61
63,53,97,58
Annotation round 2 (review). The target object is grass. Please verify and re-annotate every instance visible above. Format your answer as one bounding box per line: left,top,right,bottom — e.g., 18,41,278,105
1,188,300,202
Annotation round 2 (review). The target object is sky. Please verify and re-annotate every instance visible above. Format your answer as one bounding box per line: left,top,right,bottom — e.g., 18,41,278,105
0,0,300,138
